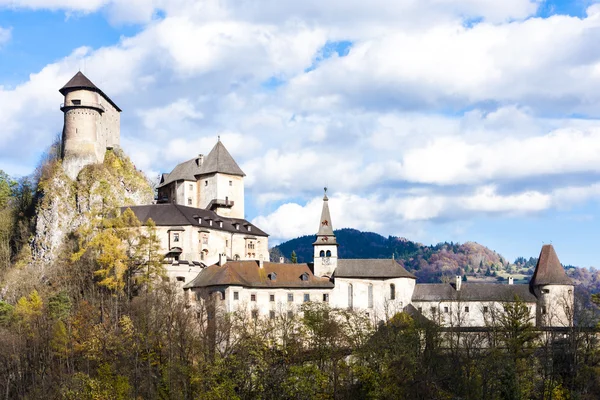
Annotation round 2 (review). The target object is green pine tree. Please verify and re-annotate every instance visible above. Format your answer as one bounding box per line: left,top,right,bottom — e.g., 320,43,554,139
291,250,298,264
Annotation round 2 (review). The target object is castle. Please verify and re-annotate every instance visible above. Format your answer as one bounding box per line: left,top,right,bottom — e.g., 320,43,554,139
58,72,574,328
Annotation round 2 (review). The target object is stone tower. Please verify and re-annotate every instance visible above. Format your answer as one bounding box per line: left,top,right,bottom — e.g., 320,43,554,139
59,72,121,179
530,244,574,327
157,139,246,219
313,189,338,277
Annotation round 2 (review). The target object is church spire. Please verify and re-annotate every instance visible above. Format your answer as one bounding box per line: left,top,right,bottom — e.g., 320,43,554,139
314,187,337,244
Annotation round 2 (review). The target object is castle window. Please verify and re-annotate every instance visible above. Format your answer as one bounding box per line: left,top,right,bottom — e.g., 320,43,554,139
431,307,436,313
464,306,469,313
189,184,193,190
251,294,256,302
270,294,275,302
483,306,489,313
304,293,310,302
542,306,547,315
226,239,228,247
348,284,353,309
233,291,239,300
288,293,294,302
323,293,329,302
176,276,185,282
229,180,233,186
320,250,325,257
368,284,373,308
390,284,396,300
326,250,331,257
205,180,208,186
542,289,550,294
269,310,276,320
72,99,81,105
188,198,192,205
173,233,179,242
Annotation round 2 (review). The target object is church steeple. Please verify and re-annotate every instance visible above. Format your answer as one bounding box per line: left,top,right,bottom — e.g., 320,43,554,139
313,188,338,277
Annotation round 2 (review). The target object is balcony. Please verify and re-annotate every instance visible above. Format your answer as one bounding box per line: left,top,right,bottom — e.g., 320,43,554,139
207,198,235,210
60,101,105,113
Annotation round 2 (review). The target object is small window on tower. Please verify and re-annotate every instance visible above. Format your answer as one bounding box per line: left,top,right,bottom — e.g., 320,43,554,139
189,184,193,190
205,180,208,186
320,250,325,257
326,250,331,257
229,180,233,186
173,233,180,242
72,99,81,105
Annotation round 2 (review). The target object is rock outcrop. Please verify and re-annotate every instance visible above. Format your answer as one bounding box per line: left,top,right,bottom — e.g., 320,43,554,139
31,148,153,268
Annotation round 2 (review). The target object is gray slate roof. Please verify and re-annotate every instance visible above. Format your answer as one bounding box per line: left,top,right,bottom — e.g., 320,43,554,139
530,244,572,286
158,141,245,188
334,259,416,279
59,71,121,112
121,203,268,237
412,283,537,302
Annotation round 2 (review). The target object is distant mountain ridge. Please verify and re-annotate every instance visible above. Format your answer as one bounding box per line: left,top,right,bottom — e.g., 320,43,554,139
271,228,511,283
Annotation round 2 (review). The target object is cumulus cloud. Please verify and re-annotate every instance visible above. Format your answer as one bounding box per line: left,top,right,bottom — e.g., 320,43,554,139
0,26,10,46
4,0,600,252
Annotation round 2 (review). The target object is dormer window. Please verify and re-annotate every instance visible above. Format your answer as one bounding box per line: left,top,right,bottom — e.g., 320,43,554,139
235,224,239,230
209,220,213,226
248,226,252,232
268,272,277,281
301,272,309,281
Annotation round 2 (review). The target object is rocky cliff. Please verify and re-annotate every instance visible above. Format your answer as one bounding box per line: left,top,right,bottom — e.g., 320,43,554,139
31,148,153,269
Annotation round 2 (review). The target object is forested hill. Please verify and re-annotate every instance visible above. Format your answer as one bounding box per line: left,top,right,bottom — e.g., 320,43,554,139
270,228,574,284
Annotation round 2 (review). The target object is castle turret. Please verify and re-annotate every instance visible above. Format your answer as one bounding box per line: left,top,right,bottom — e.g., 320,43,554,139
530,244,574,327
60,72,121,179
313,188,338,277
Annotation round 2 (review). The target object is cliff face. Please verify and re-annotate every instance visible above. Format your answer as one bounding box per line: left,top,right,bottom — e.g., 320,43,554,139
31,149,153,268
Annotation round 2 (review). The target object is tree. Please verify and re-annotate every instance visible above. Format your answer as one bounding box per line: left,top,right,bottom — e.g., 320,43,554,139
291,250,298,264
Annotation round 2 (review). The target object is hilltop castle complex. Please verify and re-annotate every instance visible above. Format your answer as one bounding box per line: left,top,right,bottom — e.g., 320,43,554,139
58,72,574,329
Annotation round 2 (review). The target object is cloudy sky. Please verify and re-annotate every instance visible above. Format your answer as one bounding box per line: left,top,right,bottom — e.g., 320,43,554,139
1,0,599,267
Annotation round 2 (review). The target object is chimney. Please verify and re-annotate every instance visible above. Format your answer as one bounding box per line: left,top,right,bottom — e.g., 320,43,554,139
218,253,226,266
456,275,462,291
279,257,284,263
259,255,264,269
197,154,204,166
508,276,514,285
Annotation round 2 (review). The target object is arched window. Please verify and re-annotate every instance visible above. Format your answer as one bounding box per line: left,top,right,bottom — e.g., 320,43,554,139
368,284,373,308
390,284,396,300
326,250,331,257
320,250,325,257
348,284,353,309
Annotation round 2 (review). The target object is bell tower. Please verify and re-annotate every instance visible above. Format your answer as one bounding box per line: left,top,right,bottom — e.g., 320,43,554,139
313,188,338,277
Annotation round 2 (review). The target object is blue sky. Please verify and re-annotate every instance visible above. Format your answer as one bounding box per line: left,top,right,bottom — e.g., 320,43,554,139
1,0,600,268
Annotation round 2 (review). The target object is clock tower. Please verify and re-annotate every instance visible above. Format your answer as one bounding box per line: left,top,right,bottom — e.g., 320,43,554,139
313,188,338,277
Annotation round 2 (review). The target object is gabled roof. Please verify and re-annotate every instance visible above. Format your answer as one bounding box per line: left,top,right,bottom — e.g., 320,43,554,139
334,259,415,279
121,203,268,237
158,141,245,188
530,244,572,286
59,71,121,112
184,261,334,289
412,283,537,302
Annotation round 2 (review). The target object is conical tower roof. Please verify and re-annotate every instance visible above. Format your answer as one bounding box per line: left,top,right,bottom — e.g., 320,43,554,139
530,244,572,286
199,140,245,177
59,71,121,112
59,71,98,94
313,189,337,245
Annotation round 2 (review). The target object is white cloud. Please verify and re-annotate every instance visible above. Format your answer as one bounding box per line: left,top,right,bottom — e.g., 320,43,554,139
0,26,10,46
